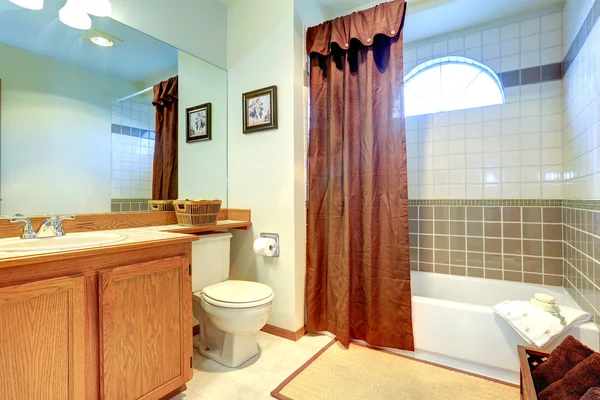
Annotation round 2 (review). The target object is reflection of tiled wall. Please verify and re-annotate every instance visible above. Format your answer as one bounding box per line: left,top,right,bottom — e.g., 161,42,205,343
110,100,156,208
409,200,564,286
110,198,150,213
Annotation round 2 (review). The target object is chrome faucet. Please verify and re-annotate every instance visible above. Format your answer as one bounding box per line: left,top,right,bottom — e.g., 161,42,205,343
10,214,75,239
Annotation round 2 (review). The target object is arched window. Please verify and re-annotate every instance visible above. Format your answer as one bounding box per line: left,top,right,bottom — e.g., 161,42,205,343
404,56,505,117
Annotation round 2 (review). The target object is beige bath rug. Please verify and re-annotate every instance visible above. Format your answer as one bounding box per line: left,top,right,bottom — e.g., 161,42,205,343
271,341,520,400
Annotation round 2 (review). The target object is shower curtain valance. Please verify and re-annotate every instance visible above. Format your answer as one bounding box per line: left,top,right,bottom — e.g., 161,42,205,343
306,0,406,56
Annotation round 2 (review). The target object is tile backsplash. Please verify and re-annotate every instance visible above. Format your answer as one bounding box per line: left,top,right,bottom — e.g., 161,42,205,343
110,100,156,206
409,200,564,286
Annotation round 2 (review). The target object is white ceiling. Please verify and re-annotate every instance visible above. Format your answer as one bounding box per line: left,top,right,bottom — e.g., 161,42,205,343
0,0,178,83
316,0,565,43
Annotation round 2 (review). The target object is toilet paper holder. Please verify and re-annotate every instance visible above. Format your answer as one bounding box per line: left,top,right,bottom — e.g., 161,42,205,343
260,233,280,257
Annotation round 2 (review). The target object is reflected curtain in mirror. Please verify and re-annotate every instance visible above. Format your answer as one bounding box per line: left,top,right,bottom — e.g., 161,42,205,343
305,0,413,350
152,76,179,200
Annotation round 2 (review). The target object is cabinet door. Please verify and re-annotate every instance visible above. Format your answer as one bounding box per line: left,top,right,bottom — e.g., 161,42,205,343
0,275,85,400
99,256,192,400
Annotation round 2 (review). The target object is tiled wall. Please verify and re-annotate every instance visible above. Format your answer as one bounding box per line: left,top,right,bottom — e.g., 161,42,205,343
409,200,564,286
405,10,564,200
110,99,156,212
562,0,600,321
562,2,600,199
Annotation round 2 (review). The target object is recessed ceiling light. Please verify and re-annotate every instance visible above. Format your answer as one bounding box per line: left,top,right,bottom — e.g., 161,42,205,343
82,28,123,48
90,36,113,47
9,0,43,10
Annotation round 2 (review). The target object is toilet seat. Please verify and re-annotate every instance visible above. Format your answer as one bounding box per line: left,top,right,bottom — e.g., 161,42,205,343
200,280,274,309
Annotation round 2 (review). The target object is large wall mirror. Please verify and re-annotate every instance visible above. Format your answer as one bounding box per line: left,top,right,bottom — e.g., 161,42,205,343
0,0,228,217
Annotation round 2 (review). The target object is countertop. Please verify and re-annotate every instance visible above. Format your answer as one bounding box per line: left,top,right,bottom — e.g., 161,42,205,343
0,220,251,268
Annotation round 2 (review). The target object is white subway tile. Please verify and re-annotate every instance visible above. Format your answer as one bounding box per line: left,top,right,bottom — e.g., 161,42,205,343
465,32,482,48
483,28,501,44
521,18,541,36
417,44,433,60
483,43,501,59
521,34,541,52
432,40,448,56
448,37,465,52
541,29,562,49
501,23,520,41
541,13,562,32
520,50,541,68
501,55,520,72
541,46,563,64
501,38,520,56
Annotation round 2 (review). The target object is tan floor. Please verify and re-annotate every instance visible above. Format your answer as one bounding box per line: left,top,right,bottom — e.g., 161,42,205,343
273,342,520,400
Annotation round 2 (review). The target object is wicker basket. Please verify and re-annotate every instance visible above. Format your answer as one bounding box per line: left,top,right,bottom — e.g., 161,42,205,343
149,200,175,212
518,345,550,400
173,200,222,226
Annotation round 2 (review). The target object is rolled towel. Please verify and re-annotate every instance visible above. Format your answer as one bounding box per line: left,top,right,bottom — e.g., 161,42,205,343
538,353,600,400
582,388,600,400
492,301,591,348
532,335,595,392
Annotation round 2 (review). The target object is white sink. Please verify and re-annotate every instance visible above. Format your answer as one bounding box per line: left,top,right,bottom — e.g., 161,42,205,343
0,232,128,253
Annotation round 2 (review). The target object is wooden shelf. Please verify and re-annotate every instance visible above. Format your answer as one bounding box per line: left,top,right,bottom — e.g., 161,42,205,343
163,220,252,235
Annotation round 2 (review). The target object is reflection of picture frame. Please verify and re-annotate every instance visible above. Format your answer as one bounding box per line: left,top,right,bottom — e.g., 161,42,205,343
186,103,212,142
242,86,278,133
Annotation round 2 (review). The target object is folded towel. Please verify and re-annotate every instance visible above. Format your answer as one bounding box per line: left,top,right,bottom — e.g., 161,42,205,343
532,336,595,392
582,388,600,400
492,301,591,348
538,353,600,400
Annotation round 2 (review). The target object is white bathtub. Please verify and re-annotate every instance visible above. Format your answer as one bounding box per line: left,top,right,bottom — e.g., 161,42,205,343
407,271,600,384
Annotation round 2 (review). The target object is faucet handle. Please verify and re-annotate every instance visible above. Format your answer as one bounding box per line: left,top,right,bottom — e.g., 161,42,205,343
10,216,36,239
54,215,75,236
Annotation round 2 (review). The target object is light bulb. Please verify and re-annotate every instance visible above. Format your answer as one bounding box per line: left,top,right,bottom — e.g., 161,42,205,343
9,0,44,10
59,0,91,30
85,0,111,17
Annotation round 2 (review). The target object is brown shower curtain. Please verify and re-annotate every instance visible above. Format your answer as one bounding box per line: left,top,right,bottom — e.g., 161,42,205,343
306,0,413,350
152,76,178,200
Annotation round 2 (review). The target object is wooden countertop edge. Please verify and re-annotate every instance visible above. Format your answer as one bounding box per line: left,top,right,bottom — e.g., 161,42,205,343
0,235,199,270
163,221,252,234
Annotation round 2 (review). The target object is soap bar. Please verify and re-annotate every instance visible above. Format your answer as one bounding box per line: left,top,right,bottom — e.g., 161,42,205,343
535,293,556,304
531,298,556,312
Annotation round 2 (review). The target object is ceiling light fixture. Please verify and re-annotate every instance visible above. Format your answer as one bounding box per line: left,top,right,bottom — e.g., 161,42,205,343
9,0,44,10
85,0,111,17
59,0,91,30
90,36,113,47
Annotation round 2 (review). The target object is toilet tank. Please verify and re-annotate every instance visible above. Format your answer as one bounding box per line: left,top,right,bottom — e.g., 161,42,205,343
191,232,233,292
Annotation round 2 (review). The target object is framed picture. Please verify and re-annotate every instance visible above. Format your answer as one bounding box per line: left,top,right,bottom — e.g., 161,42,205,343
242,86,278,133
186,102,212,142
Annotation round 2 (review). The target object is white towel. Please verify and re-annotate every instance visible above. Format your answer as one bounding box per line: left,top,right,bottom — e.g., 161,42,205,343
492,300,591,348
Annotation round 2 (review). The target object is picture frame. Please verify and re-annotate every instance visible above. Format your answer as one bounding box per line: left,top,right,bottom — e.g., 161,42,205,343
242,85,278,133
186,102,212,143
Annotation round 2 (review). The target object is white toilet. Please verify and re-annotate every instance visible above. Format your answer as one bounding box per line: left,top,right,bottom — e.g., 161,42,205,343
191,232,274,368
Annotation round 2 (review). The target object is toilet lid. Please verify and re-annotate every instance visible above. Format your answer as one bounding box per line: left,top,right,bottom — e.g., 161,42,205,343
202,280,274,307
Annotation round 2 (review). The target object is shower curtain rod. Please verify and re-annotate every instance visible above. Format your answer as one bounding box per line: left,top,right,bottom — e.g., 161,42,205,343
115,86,153,103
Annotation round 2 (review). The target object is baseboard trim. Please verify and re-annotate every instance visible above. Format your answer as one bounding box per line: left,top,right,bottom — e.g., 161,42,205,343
261,324,306,341
193,323,306,342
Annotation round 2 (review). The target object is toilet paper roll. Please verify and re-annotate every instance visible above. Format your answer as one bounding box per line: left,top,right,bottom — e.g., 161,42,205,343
253,238,277,257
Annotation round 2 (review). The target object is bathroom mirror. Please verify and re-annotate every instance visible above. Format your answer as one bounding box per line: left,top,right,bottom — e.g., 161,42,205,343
0,0,228,217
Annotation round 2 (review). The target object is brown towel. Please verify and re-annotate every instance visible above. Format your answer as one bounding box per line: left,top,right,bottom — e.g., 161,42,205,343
538,353,600,400
532,335,595,392
582,388,600,400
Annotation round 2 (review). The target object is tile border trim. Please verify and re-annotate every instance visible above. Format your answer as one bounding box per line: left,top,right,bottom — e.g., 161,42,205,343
563,0,600,75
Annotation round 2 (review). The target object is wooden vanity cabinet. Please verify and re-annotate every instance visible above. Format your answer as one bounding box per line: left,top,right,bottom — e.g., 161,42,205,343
98,256,192,400
0,240,195,400
0,275,86,400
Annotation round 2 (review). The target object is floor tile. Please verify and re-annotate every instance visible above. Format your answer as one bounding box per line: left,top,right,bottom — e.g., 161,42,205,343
174,332,333,400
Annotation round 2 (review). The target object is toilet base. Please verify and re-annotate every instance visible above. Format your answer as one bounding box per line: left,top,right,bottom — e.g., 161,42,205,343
195,332,259,368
